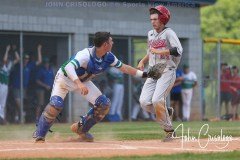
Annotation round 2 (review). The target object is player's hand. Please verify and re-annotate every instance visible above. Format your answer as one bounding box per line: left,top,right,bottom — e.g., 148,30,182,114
6,45,11,52
150,47,158,54
78,83,88,95
37,44,42,50
137,60,144,71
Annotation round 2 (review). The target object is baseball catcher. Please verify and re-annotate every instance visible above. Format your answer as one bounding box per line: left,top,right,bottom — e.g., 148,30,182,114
33,32,151,143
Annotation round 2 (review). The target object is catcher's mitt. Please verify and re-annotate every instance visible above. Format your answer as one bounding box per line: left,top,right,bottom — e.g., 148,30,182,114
147,63,167,80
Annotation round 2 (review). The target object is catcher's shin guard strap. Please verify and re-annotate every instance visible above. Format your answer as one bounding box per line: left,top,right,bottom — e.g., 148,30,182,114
81,108,94,124
81,116,97,133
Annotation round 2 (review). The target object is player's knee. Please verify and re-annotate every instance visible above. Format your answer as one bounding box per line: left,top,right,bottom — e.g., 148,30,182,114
139,97,149,108
49,95,64,109
186,101,191,107
43,96,64,122
94,95,111,121
80,95,110,133
152,98,164,107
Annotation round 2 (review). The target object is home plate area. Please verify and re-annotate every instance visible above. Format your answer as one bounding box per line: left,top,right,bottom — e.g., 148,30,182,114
0,138,239,159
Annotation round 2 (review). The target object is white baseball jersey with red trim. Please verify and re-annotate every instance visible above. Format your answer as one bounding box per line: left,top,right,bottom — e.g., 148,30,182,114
140,27,183,132
147,27,183,68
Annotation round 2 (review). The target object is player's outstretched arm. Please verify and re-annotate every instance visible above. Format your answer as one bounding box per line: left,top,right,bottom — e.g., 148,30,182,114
137,54,149,71
118,63,147,78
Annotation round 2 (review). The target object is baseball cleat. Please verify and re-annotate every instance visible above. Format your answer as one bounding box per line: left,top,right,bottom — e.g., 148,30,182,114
32,130,37,139
162,130,176,142
71,122,94,142
35,136,45,143
77,132,94,142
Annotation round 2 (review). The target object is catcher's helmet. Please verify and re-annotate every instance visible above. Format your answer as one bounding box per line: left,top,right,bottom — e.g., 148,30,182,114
149,5,170,25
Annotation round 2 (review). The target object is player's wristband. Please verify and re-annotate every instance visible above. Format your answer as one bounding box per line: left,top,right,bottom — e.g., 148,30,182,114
136,70,143,78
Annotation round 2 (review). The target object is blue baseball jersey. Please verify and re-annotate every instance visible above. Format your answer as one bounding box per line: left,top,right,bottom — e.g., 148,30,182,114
36,66,55,89
61,47,122,82
11,61,36,88
171,69,183,94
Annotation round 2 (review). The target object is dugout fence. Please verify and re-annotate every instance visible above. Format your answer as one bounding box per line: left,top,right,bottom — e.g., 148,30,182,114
202,38,240,120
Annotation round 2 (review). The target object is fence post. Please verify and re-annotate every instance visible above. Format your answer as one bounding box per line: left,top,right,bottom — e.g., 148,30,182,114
216,41,221,118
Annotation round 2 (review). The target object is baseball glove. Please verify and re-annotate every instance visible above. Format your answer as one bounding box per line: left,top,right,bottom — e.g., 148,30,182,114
147,63,167,80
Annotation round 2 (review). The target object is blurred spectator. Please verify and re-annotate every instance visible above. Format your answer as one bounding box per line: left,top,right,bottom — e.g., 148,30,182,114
35,57,54,123
229,66,240,121
11,44,42,123
49,55,58,75
181,64,197,121
170,69,183,121
107,67,124,121
220,63,232,115
0,45,19,124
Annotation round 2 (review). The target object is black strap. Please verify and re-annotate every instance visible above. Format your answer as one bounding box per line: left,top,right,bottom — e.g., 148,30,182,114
81,73,92,82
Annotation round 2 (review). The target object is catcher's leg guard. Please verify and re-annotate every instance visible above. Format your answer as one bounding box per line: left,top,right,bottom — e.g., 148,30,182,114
35,96,64,142
71,95,110,140
82,95,110,132
70,120,94,142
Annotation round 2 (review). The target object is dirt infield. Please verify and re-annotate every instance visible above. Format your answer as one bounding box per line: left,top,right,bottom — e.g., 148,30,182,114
0,137,239,159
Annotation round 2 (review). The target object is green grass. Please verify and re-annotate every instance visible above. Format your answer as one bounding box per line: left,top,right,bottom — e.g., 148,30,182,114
3,151,240,160
0,121,239,160
0,121,239,141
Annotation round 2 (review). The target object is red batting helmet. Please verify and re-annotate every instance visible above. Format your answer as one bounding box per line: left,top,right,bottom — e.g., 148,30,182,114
149,5,171,25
